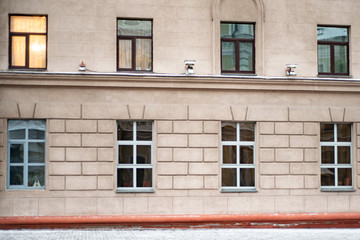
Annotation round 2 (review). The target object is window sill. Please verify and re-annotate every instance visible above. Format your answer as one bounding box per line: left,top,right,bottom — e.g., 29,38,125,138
116,188,154,193
317,74,352,78
321,188,356,192
221,73,257,77
221,188,257,193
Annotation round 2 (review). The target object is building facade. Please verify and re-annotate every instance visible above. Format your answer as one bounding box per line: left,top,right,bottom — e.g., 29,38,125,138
0,0,360,218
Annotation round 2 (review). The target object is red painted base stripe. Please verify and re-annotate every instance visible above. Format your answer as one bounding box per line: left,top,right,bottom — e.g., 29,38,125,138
1,213,360,229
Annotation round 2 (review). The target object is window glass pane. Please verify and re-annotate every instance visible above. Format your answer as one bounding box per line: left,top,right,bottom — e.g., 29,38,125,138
337,124,351,142
223,146,236,164
137,145,151,164
136,168,152,187
29,35,46,68
10,16,46,33
221,23,254,39
338,146,350,164
318,45,331,73
118,20,152,37
317,27,348,42
321,168,335,186
239,42,253,71
10,144,24,163
320,124,334,142
222,168,237,187
11,36,26,67
240,123,254,141
321,146,334,164
28,142,45,163
8,120,27,131
117,168,133,187
117,122,133,140
9,129,25,139
338,168,352,186
118,145,133,164
118,40,132,69
240,146,253,164
221,122,236,141
10,166,23,185
135,39,152,71
221,41,235,71
136,122,152,141
240,168,255,187
29,129,45,139
334,45,348,74
28,166,45,187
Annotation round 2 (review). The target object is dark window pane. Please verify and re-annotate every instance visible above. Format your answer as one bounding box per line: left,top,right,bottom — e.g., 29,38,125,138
117,122,133,140
240,146,253,164
117,168,133,187
321,168,335,186
118,20,152,37
118,145,133,164
137,145,151,164
317,27,348,42
240,123,255,141
320,124,334,142
28,166,45,187
223,146,236,164
136,39,152,71
136,122,152,141
321,146,334,164
136,168,152,187
28,142,45,163
334,45,348,74
338,168,352,186
239,42,253,71
10,144,24,163
222,41,235,71
221,122,236,141
318,45,331,73
338,146,350,164
240,168,255,187
222,168,237,187
337,124,351,142
118,39,132,69
10,166,23,185
9,129,25,139
29,129,45,139
221,23,254,39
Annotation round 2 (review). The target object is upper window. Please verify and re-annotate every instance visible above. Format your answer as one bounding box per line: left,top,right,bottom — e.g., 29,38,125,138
320,123,353,191
317,26,349,76
117,121,153,192
117,19,152,71
221,122,256,192
7,120,46,189
221,23,255,74
9,15,47,69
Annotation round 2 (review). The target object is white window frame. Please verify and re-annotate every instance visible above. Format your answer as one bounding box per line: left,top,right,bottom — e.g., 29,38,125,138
221,122,256,192
116,121,154,193
7,120,46,189
320,123,353,191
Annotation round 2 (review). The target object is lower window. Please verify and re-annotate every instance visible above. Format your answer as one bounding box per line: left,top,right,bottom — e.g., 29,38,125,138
320,123,353,190
7,120,46,189
221,122,256,192
116,121,153,192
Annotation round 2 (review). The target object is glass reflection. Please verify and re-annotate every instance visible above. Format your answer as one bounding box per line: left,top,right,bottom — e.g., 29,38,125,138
221,23,254,39
317,27,348,42
117,122,133,140
28,166,45,187
222,168,237,187
137,168,152,187
117,168,133,187
318,45,331,73
137,145,151,164
240,168,255,187
223,146,236,164
240,146,253,164
338,146,350,164
338,168,352,186
239,42,253,71
136,122,152,141
221,122,236,141
240,123,254,141
221,42,235,71
334,45,347,74
28,142,45,163
10,144,24,163
10,166,23,185
118,20,152,37
337,124,351,142
321,168,335,186
321,146,334,164
118,145,133,164
320,124,334,142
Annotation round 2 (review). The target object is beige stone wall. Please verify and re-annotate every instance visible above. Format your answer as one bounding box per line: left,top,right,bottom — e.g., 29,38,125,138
1,0,360,77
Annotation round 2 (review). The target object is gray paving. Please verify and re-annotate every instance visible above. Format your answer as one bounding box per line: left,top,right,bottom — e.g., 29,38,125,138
1,228,360,240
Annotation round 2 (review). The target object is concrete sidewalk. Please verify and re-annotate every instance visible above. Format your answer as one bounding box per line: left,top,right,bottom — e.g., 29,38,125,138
1,228,360,240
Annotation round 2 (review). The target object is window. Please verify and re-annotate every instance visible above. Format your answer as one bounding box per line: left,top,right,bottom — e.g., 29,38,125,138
117,19,152,71
317,26,349,75
9,15,47,69
221,23,255,74
117,121,153,192
7,120,46,189
320,123,353,190
221,122,256,192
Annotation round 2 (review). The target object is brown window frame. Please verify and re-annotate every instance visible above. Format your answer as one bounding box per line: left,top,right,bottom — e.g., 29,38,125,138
116,18,153,72
8,14,48,70
221,22,255,74
317,26,349,76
